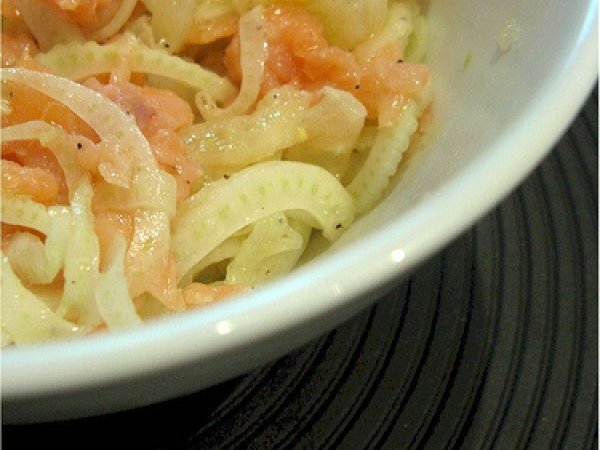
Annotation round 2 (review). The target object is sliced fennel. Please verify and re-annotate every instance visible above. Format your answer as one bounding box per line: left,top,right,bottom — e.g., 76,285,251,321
307,0,388,50
95,234,143,330
2,193,50,234
184,86,311,167
284,87,366,178
125,209,184,310
2,68,155,165
2,254,80,345
140,0,196,53
34,39,235,104
346,78,432,213
2,121,90,196
93,168,177,218
353,0,420,64
197,6,266,119
2,66,176,224
180,234,247,286
173,161,354,280
91,0,138,42
6,207,71,285
226,213,311,285
346,102,419,214
57,178,101,330
15,0,85,51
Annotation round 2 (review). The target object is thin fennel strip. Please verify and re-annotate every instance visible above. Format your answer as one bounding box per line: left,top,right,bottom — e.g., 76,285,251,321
284,86,367,178
95,234,143,330
2,68,177,308
2,193,50,234
196,6,266,119
91,0,139,42
2,121,90,197
6,206,71,285
15,0,85,51
226,214,312,286
307,0,388,50
184,86,310,167
140,0,196,52
346,102,419,214
57,177,102,330
0,68,175,211
352,0,419,64
173,161,354,280
34,39,236,104
2,68,154,166
179,234,247,287
346,79,433,214
2,253,80,345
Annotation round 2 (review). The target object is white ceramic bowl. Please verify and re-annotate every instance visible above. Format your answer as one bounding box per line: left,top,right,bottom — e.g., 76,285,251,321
3,0,597,423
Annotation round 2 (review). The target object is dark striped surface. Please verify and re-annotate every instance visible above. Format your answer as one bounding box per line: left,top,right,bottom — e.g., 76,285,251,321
4,92,597,449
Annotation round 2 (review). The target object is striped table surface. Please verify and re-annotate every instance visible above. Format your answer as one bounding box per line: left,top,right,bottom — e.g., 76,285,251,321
5,91,597,450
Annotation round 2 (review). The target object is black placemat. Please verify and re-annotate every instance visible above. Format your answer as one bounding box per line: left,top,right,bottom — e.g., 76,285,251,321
3,91,597,449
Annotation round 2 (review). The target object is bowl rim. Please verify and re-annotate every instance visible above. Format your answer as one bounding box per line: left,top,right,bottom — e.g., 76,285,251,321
3,3,598,400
